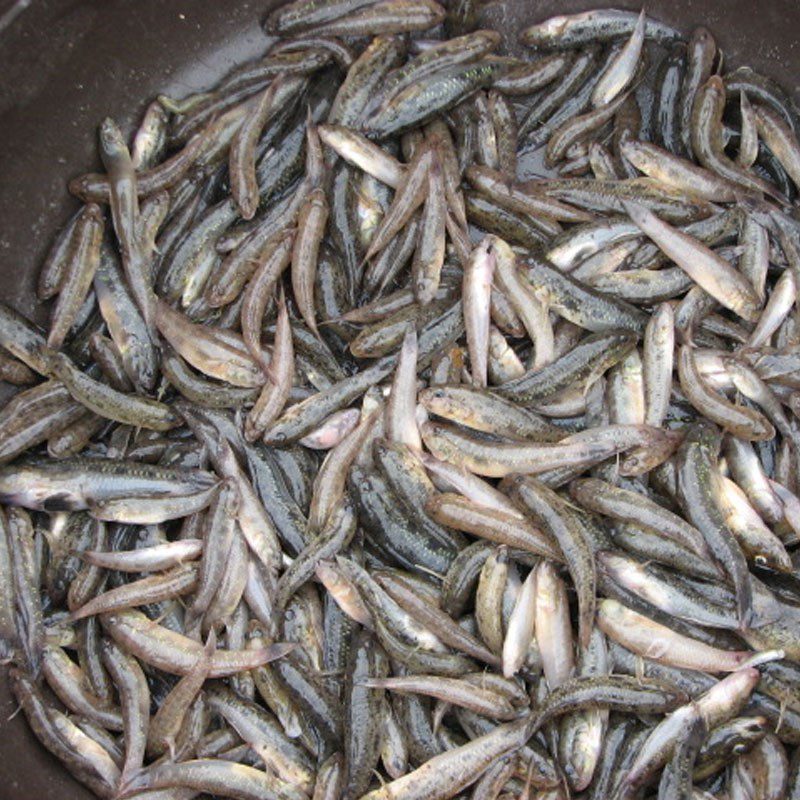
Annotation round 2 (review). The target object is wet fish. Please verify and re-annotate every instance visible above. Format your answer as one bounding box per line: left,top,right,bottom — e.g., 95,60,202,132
7,6,800,799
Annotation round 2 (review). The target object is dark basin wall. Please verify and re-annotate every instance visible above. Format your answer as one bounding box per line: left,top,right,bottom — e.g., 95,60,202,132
0,1,798,797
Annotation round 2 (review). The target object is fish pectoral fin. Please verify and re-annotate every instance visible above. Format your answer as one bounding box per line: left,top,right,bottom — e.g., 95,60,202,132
643,640,668,659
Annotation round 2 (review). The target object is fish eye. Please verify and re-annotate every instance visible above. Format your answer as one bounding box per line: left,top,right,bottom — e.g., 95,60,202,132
754,555,768,567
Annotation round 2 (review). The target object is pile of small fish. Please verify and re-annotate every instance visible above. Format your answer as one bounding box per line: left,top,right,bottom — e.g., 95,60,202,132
4,0,800,797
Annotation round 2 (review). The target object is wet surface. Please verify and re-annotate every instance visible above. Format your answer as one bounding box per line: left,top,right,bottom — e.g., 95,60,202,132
0,0,798,797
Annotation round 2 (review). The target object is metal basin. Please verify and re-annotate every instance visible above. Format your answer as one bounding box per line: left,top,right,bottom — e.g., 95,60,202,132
0,0,798,796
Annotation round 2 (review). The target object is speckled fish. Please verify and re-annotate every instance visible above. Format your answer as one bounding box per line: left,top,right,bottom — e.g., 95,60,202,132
520,10,680,49
0,459,218,512
363,60,508,139
7,5,800,799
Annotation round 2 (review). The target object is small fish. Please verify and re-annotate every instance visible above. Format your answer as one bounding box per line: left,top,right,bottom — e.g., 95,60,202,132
592,11,646,107
520,10,680,49
624,200,761,321
8,6,800,799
